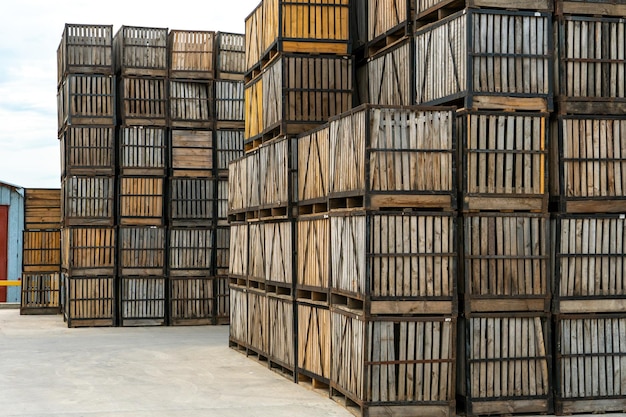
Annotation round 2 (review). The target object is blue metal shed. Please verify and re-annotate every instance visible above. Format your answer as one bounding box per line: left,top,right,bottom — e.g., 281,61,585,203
0,181,24,303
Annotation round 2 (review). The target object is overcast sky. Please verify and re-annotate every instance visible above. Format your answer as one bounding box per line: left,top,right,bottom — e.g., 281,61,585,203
0,0,259,189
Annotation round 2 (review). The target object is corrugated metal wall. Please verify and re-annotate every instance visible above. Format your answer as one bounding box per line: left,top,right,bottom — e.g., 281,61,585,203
0,182,24,303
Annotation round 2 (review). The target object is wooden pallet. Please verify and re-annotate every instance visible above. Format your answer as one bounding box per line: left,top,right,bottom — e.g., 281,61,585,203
556,0,626,16
415,0,552,26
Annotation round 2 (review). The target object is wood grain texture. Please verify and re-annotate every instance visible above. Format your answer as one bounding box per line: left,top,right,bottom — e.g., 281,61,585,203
24,189,61,229
61,126,115,176
61,227,116,275
169,30,215,79
113,26,168,76
120,277,166,324
57,74,115,130
118,226,165,276
62,176,114,226
64,275,115,327
170,277,215,324
57,24,113,85
23,230,61,272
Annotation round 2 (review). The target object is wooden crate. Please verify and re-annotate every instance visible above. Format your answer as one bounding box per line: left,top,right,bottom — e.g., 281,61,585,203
554,214,626,314
169,80,214,128
60,126,115,177
555,313,626,414
227,152,260,217
229,283,248,348
119,276,166,326
170,276,215,326
244,54,353,148
118,126,167,176
364,0,413,56
331,210,457,315
57,24,113,85
215,226,230,276
215,80,244,128
462,313,552,416
217,179,228,227
118,176,164,226
463,212,550,313
20,272,61,315
248,221,266,286
61,176,114,226
268,293,296,377
168,30,215,80
57,74,115,131
61,227,116,276
329,105,457,211
459,110,548,211
248,287,269,356
216,32,245,80
24,189,61,230
297,301,331,386
556,15,626,114
170,129,213,177
556,0,626,16
215,275,230,324
262,219,293,289
356,37,413,106
118,76,167,126
415,9,553,111
215,129,244,176
297,125,330,209
259,136,295,213
296,215,330,297
118,226,165,276
113,26,168,77
169,178,214,227
415,0,553,24
23,230,61,273
331,309,457,417
228,222,248,283
245,0,350,75
168,227,214,277
63,274,115,327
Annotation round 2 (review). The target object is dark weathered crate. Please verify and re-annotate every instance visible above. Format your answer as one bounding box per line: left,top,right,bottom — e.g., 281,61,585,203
459,110,548,212
415,0,553,25
228,152,260,216
168,227,214,277
118,126,167,176
63,274,116,327
556,0,626,16
60,126,115,176
215,80,244,128
556,15,626,115
118,176,164,226
555,313,626,415
57,24,113,85
24,189,61,230
113,26,168,77
57,74,115,131
170,129,213,177
297,301,331,386
215,225,230,276
119,276,166,326
268,293,296,377
216,32,246,80
331,210,458,315
61,176,114,226
23,230,61,273
228,222,248,282
118,226,165,276
244,54,353,149
331,309,457,417
118,76,167,126
61,227,116,276
169,80,214,128
216,129,244,176
554,214,626,314
170,276,215,325
168,30,215,80
20,272,61,315
329,105,457,211
462,312,553,416
463,212,550,313
169,178,215,227
415,9,553,111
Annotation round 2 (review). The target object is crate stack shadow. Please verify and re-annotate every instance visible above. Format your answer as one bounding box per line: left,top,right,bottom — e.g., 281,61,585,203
551,1,626,413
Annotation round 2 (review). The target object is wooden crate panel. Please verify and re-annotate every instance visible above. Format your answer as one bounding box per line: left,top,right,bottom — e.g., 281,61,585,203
298,302,330,380
228,152,260,213
57,24,113,85
367,0,410,43
331,311,457,413
464,213,550,313
555,215,626,313
64,275,115,327
297,216,329,291
169,80,214,128
245,3,265,72
170,277,215,325
268,295,295,369
171,129,213,177
465,314,552,416
229,284,248,345
62,176,114,226
57,74,115,130
169,30,215,79
113,26,168,76
217,32,245,78
118,176,164,226
216,80,244,123
215,276,230,323
217,179,228,225
259,137,292,208
118,227,165,276
297,125,330,204
229,223,248,278
244,76,263,139
248,222,265,283
216,129,244,174
168,228,213,276
461,111,547,211
20,272,61,314
60,126,115,176
556,314,626,414
61,227,116,275
23,230,61,272
248,289,269,354
264,220,293,286
120,277,166,325
169,178,214,226
118,76,167,126
556,0,626,16
24,189,61,230
119,126,167,176
215,226,230,275
415,9,552,109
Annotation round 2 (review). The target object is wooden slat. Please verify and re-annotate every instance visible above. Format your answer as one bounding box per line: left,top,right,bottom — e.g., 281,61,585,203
24,189,61,229
57,24,113,85
170,277,215,325
113,26,168,77
118,127,166,176
171,129,213,177
168,30,215,79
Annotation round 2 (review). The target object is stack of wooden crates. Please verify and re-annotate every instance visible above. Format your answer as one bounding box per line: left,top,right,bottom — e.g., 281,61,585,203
551,1,626,413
